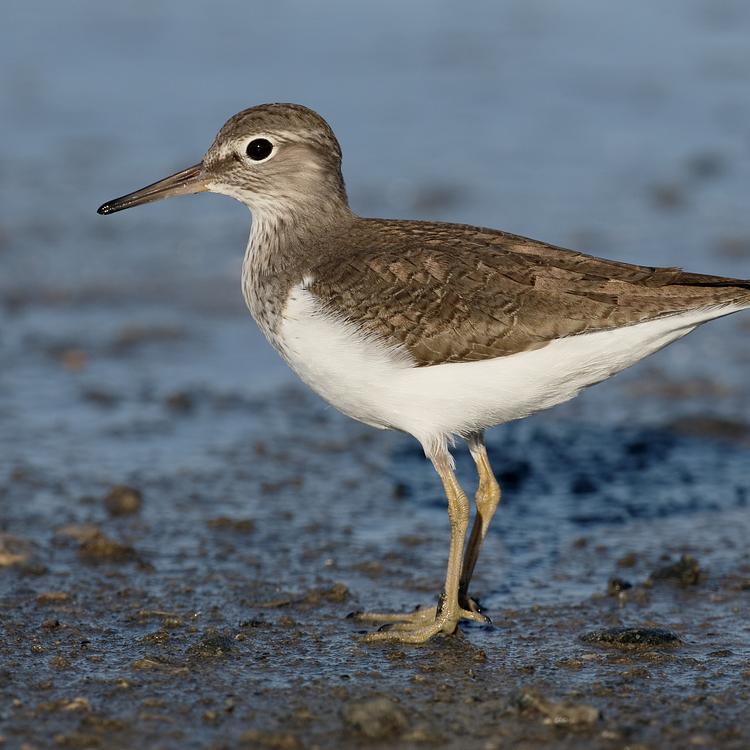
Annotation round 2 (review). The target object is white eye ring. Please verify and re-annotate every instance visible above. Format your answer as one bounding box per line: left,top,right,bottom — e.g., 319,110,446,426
245,137,274,162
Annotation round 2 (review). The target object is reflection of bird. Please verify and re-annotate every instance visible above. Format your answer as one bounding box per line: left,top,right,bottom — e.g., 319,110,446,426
99,103,750,643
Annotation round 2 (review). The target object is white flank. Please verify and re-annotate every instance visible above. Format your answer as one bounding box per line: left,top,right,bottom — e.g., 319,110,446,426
279,284,746,455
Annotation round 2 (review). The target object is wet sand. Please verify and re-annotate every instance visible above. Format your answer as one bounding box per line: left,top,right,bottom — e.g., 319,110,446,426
2,357,750,748
3,1,750,747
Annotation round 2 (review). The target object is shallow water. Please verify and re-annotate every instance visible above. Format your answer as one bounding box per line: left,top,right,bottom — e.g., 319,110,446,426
2,1,750,748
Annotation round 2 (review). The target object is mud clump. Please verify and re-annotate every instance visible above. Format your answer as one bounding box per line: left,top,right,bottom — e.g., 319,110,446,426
103,485,142,516
303,583,350,606
651,554,701,586
517,689,601,727
78,531,137,563
239,729,301,749
206,516,256,533
581,627,681,649
341,696,409,740
131,657,187,674
0,533,32,566
57,523,139,563
51,730,102,747
36,697,92,714
186,631,235,659
36,591,72,605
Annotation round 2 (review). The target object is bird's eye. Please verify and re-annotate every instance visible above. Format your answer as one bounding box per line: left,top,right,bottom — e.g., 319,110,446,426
246,138,274,161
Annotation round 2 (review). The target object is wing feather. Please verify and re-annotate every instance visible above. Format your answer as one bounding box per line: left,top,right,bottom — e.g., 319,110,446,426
305,220,750,366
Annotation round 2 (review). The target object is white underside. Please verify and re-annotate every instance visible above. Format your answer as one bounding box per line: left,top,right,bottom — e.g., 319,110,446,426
277,284,745,455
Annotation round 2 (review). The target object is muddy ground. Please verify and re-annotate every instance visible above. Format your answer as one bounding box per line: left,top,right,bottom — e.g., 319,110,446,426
3,1,750,747
1,335,750,749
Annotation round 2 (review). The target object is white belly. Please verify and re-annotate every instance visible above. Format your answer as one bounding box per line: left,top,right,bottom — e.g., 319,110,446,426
277,283,744,454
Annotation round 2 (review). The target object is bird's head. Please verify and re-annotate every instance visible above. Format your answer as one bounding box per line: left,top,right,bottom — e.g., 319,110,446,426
97,103,349,221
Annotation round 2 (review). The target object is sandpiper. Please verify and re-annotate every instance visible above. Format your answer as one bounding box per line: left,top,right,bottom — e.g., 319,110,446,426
98,103,750,643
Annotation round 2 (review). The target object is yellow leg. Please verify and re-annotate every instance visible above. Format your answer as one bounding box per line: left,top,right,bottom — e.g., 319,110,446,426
458,433,501,614
361,449,472,643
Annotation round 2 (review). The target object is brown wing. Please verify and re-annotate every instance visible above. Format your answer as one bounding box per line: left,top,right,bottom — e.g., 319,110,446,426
306,219,750,366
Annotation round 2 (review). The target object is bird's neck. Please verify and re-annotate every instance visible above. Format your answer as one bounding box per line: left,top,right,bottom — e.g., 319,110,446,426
241,198,354,335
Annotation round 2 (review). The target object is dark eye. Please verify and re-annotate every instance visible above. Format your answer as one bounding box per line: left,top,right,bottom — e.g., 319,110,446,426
246,138,273,161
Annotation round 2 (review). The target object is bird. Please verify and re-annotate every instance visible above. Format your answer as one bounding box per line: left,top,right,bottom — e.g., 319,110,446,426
98,103,750,643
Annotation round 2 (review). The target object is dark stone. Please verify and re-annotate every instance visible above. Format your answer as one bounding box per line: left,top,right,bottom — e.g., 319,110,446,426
581,627,681,649
186,631,235,659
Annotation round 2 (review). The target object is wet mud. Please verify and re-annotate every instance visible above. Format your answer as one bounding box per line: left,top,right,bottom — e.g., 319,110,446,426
2,363,750,748
3,1,750,747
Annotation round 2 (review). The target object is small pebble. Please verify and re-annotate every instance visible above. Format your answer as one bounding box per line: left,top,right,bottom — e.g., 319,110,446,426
104,485,143,516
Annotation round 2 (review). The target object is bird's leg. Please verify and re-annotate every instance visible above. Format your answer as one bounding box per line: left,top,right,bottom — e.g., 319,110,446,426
458,432,501,617
360,448,475,643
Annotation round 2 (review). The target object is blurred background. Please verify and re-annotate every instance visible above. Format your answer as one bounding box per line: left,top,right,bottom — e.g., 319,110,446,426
2,0,750,589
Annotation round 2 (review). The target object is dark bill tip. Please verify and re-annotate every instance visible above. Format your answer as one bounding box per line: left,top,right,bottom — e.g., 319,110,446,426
97,162,207,216
97,202,118,215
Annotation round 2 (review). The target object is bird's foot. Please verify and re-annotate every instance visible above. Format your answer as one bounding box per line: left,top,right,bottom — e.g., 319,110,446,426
351,599,490,644
360,611,460,643
353,602,488,626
